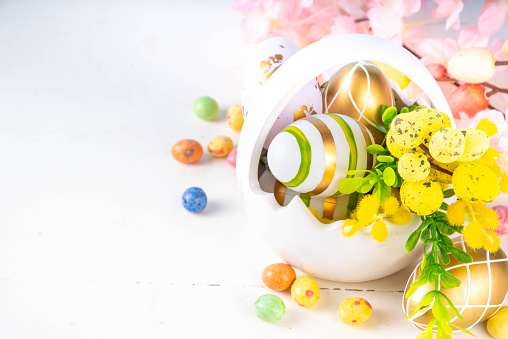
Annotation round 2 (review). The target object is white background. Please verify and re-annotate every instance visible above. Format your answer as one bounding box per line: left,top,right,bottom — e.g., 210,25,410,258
0,1,507,338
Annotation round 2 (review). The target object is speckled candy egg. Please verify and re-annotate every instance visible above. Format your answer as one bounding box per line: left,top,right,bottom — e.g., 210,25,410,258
452,163,499,204
182,187,207,213
488,307,508,339
262,263,296,291
458,128,489,162
254,294,285,322
386,130,415,158
267,113,374,198
429,128,466,163
226,104,244,132
337,297,372,325
390,114,426,148
417,108,446,144
291,276,319,307
241,37,323,148
171,139,203,164
447,47,496,84
398,151,430,182
400,178,443,216
208,136,233,157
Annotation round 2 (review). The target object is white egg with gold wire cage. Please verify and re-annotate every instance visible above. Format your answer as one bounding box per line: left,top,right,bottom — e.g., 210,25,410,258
236,34,455,282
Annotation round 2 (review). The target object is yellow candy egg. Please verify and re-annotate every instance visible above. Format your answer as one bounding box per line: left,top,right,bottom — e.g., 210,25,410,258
390,114,426,148
488,307,508,339
386,130,415,158
452,163,499,204
428,161,459,184
291,277,319,307
504,40,508,56
337,297,372,326
398,151,430,182
226,104,244,132
429,128,466,163
458,128,490,162
208,136,233,157
447,47,496,84
400,178,443,215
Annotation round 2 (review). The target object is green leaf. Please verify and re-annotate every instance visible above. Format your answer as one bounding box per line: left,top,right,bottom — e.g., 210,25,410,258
416,105,427,110
376,124,388,133
421,227,431,242
377,155,395,163
443,189,455,199
440,202,449,211
383,167,396,186
436,323,453,339
449,323,475,336
440,322,453,335
430,264,445,276
439,292,466,323
400,107,409,114
381,105,388,114
366,144,386,155
440,271,460,289
405,228,422,253
405,271,430,298
432,295,452,323
407,105,417,112
375,169,382,175
359,181,375,194
437,223,456,237
448,246,473,263
382,106,398,125
338,177,366,194
439,245,451,265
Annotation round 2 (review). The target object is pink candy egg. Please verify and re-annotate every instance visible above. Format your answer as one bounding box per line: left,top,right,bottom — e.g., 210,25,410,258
227,148,237,167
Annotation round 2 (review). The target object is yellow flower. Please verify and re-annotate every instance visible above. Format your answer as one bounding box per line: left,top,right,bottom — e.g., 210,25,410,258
462,221,486,249
381,196,400,216
342,219,364,237
355,195,379,222
476,118,498,137
447,200,466,226
483,230,501,252
470,203,500,230
371,220,388,242
479,147,501,166
501,173,508,193
387,208,413,225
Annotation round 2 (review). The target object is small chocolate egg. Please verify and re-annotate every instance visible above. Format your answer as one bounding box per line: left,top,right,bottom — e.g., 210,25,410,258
291,277,319,307
226,104,244,132
172,139,203,164
447,47,496,84
338,297,372,325
208,136,233,157
262,263,296,291
267,113,374,198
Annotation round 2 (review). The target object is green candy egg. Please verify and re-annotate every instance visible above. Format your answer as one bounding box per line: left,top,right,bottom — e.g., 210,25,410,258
254,294,285,322
193,96,219,120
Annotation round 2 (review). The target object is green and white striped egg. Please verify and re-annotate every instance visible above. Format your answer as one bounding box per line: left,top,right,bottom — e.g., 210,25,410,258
267,113,374,198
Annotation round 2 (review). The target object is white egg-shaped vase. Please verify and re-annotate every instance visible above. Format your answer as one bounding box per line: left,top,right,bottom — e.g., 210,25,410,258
237,34,454,282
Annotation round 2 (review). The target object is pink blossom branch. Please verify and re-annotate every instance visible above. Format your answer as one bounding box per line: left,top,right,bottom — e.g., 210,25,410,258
436,77,508,97
496,61,508,66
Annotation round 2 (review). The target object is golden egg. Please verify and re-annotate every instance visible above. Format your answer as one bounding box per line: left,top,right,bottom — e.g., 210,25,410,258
324,61,394,143
403,242,508,331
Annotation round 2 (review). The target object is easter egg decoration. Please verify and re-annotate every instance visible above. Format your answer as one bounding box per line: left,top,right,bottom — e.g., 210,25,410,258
403,242,508,331
447,47,496,84
324,61,394,144
241,37,323,148
267,113,374,198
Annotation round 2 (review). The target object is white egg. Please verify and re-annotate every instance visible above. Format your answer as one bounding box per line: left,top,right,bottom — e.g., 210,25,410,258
241,37,323,148
447,47,496,84
267,113,374,198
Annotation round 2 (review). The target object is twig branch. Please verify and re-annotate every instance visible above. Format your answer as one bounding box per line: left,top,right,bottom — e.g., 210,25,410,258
496,60,508,66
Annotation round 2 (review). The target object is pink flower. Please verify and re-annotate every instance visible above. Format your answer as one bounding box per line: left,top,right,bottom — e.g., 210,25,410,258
432,0,464,30
478,0,508,35
492,205,508,235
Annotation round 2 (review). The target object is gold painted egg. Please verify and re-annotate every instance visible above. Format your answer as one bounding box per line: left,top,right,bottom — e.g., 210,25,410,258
324,61,394,143
403,242,508,331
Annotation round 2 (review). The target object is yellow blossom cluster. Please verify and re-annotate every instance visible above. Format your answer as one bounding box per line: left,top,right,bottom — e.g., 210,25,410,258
342,195,412,242
478,147,508,193
447,199,500,252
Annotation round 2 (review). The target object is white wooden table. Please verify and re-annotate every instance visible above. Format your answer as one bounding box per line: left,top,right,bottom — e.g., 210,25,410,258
0,1,506,338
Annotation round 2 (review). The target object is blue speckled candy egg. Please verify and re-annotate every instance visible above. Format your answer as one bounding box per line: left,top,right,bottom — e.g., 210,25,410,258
182,187,207,213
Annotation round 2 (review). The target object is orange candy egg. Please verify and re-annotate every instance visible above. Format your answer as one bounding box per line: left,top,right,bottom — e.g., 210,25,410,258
172,139,203,164
262,263,296,291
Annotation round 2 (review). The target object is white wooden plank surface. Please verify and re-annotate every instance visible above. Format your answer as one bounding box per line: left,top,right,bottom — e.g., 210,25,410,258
0,1,505,338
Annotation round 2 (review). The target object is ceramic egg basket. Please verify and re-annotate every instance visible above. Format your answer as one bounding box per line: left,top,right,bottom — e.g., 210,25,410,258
237,34,454,282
